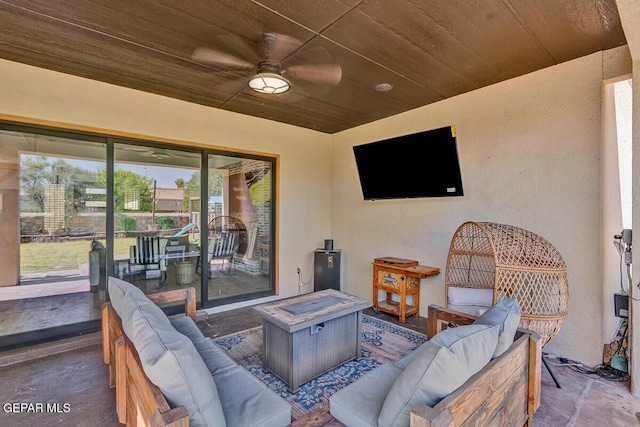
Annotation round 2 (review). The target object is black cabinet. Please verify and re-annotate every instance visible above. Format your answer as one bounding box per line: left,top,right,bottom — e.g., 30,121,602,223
314,249,341,291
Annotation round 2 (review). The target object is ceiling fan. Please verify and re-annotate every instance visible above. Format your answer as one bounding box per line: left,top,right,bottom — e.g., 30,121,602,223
191,32,342,95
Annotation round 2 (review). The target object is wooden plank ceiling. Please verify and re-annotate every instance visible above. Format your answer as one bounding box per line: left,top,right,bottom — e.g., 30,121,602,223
0,0,627,134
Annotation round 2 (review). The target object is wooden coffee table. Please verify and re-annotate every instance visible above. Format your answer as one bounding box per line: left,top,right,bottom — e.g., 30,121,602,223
252,289,372,392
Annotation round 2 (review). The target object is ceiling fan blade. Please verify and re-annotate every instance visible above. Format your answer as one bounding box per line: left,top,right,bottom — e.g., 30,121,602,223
213,34,261,64
265,33,303,62
285,64,342,86
291,45,334,65
192,47,254,70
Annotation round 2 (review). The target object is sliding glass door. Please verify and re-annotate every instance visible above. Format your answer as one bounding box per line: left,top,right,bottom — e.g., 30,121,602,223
0,121,277,348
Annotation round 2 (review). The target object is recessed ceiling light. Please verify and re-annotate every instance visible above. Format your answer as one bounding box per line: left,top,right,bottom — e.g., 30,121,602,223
375,83,393,92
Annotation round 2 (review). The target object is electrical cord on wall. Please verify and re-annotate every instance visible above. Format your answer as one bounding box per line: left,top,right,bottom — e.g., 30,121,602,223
614,236,640,301
296,264,314,294
548,233,633,383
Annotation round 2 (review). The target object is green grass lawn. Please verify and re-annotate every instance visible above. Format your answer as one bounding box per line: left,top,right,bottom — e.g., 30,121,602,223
20,238,135,274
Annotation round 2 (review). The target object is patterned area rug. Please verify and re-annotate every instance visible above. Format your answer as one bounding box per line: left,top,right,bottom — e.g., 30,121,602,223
213,315,426,420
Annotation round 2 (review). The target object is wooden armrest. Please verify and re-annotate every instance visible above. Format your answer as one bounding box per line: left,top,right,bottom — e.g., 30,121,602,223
427,305,479,339
147,287,197,320
526,330,542,415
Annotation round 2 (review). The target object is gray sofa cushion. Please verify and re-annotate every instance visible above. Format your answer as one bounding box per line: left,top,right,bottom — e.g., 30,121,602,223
213,365,292,427
393,342,428,371
170,317,237,376
330,364,402,427
473,298,521,357
192,337,239,377
170,315,206,341
171,319,289,424
378,323,500,427
107,277,226,427
108,276,172,338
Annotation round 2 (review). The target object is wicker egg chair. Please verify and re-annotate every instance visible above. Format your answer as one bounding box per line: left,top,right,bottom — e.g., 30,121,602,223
445,221,569,349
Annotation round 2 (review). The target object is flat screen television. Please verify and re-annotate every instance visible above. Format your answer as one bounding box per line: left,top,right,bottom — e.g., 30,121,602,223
353,125,464,200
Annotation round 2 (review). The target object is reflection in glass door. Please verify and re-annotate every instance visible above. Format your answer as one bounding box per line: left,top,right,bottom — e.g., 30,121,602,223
17,139,107,295
113,143,202,301
205,154,273,303
0,129,106,344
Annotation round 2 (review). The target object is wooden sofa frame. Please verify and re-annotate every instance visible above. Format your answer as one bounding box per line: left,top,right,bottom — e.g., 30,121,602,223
102,287,196,427
410,305,542,427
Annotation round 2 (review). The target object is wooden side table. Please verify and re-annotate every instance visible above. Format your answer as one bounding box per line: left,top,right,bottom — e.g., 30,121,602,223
372,257,440,323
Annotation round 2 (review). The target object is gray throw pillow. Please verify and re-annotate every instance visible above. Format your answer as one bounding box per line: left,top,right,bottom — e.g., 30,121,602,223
473,298,521,358
107,277,226,427
378,323,499,427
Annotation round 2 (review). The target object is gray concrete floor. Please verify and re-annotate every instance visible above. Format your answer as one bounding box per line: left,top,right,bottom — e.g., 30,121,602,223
535,362,640,426
1,307,639,426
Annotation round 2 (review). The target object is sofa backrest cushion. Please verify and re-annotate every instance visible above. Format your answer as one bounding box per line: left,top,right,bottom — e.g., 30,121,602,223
107,277,226,427
378,323,499,427
473,297,521,358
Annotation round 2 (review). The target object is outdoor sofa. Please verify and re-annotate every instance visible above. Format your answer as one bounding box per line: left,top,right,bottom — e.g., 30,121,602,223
330,300,542,427
103,276,541,427
102,276,291,427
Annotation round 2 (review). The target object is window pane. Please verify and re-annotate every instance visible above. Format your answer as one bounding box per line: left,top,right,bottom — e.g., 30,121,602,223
114,143,202,300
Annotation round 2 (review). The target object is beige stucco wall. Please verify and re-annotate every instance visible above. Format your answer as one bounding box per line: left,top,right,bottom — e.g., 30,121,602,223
331,52,608,366
0,58,332,298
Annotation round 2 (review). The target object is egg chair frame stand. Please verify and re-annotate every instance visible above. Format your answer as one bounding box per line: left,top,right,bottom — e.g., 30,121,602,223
445,221,569,388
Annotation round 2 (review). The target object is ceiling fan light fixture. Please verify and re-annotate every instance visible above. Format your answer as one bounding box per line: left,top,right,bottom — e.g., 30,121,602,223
249,73,291,94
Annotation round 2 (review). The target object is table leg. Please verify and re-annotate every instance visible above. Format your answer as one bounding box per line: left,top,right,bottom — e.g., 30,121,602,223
399,287,406,323
356,310,363,360
261,322,270,374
